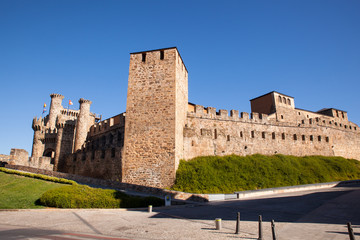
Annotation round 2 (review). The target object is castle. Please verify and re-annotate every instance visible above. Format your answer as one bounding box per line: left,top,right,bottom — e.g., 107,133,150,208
25,47,360,188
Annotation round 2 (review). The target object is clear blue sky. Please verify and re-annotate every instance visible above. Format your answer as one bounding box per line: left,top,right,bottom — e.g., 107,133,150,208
1,0,359,155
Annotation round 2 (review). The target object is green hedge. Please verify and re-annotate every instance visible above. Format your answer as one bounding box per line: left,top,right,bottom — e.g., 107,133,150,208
0,167,76,185
39,184,164,208
171,154,360,194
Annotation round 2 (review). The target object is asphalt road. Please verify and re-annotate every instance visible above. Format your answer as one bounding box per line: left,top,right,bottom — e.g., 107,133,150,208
0,182,359,240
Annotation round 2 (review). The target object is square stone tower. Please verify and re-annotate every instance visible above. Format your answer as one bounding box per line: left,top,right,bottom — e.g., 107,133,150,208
122,47,188,188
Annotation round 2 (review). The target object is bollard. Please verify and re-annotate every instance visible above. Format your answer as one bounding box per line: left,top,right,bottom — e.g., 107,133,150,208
215,218,222,230
271,219,277,240
258,215,263,240
347,222,356,240
235,212,240,234
148,205,152,213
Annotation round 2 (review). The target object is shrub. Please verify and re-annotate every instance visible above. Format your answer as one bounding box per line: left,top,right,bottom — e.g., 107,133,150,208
39,184,164,208
0,168,76,185
171,154,360,194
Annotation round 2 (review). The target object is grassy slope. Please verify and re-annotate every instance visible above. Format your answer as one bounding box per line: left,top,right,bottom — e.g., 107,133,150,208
0,172,64,209
171,154,360,194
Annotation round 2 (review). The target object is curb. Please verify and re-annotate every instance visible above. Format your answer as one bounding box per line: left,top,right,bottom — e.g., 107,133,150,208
207,179,360,201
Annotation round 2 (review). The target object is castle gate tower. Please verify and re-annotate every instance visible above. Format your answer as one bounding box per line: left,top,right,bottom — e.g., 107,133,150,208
74,98,92,151
123,47,188,188
48,94,64,129
31,117,45,158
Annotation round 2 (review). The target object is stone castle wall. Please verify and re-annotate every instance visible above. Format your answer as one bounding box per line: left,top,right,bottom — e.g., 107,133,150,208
183,105,360,160
61,114,125,181
26,47,360,189
122,48,188,188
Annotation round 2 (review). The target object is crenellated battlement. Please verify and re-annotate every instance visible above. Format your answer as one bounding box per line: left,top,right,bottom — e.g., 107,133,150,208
50,93,64,99
79,98,92,104
188,104,270,124
187,104,359,133
32,117,45,131
89,113,125,137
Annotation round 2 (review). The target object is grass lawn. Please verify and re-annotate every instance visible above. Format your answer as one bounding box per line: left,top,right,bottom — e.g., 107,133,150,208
0,172,65,209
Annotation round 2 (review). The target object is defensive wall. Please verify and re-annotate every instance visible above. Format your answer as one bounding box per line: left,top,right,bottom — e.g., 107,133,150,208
19,47,360,189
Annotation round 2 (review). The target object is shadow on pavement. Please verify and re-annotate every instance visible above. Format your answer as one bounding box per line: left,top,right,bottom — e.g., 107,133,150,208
151,185,360,226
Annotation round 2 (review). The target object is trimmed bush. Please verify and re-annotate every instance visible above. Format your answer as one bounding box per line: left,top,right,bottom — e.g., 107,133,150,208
39,184,164,208
171,154,360,194
0,167,76,185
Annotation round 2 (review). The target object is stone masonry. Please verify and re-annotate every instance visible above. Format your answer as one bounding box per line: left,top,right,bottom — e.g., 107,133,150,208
23,47,360,188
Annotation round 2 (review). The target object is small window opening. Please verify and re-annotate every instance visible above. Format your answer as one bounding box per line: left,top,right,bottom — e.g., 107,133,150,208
279,96,282,103
282,133,285,140
293,134,297,141
240,131,243,138
142,53,146,62
310,135,314,141
342,112,345,118
340,123,342,127
251,131,255,138
287,98,291,105
160,50,164,60
325,137,329,143
262,132,266,139
335,122,338,126
281,115,284,119
302,135,305,141
309,119,312,124
283,97,286,103
355,127,357,130
227,135,230,141
349,126,352,130
301,120,305,124
318,136,322,142
344,125,347,129
298,112,301,115
272,132,276,140
214,129,218,139
111,148,116,158
191,140,195,146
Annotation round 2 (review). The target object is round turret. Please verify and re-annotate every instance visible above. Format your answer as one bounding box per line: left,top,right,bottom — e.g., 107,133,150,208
48,93,64,129
74,98,92,151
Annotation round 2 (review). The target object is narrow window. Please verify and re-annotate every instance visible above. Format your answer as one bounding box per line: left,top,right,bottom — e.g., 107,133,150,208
160,50,164,60
344,125,347,129
282,133,285,140
309,119,312,124
325,137,329,143
340,123,342,127
293,134,297,141
142,53,146,62
349,126,352,130
191,140,195,146
227,135,230,141
298,112,301,115
251,131,255,138
279,96,282,103
335,122,338,126
310,135,313,141
342,112,344,118
272,132,276,139
302,135,305,141
355,127,357,130
318,136,322,142
281,115,284,119
283,97,286,103
301,120,305,124
240,131,243,138
287,98,291,105
214,129,217,139
111,148,116,158
336,111,339,117
262,132,266,139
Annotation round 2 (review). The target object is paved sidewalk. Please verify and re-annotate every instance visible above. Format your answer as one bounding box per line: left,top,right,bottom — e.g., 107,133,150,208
0,183,359,239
